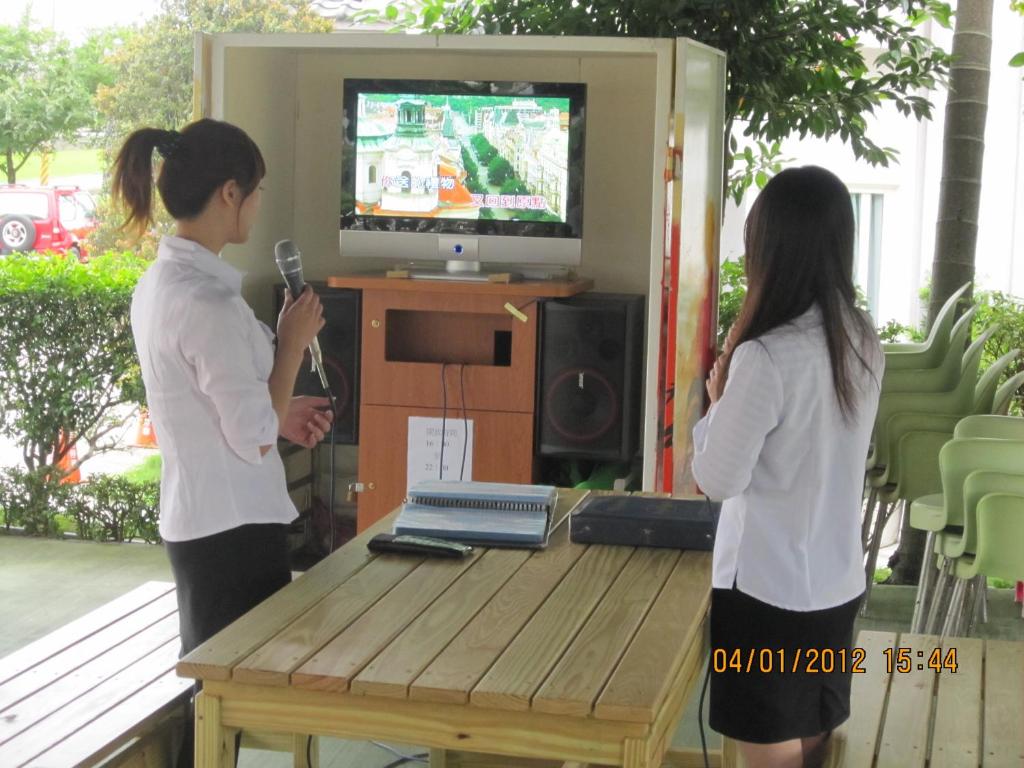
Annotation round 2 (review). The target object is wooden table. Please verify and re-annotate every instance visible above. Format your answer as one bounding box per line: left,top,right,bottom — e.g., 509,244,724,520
177,490,712,768
824,630,1024,768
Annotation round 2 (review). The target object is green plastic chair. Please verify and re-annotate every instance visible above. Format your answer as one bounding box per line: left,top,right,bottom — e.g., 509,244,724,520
901,415,1019,630
880,307,979,393
992,371,1024,415
868,325,998,472
908,437,1024,633
882,282,972,369
869,350,1021,489
954,413,1024,440
896,416,1024,630
956,491,1024,580
942,488,1024,636
859,347,1017,613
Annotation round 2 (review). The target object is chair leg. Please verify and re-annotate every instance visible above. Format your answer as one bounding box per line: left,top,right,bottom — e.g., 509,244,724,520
861,486,878,549
910,531,937,633
965,575,986,637
924,559,952,635
940,578,967,639
861,500,891,616
956,577,975,638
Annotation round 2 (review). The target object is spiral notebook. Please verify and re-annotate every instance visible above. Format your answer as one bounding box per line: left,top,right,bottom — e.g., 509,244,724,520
394,480,557,548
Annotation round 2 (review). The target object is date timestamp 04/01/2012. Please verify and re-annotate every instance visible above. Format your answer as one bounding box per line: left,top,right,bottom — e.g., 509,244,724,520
711,646,959,674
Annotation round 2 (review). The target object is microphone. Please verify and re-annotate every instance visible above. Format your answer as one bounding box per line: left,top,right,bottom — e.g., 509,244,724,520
274,239,330,392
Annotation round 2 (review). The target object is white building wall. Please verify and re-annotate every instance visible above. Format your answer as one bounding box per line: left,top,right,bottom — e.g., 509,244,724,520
722,4,1024,329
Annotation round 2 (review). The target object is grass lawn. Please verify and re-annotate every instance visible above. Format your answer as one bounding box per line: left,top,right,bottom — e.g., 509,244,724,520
12,148,104,182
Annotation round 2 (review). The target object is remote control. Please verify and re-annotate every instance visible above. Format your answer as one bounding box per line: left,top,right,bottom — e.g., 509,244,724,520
368,533,473,558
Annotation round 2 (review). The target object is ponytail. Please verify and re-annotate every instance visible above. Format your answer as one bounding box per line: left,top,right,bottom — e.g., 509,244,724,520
111,119,265,237
111,128,175,235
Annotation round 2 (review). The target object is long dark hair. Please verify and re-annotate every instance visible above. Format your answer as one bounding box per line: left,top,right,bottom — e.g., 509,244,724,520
112,118,266,234
717,166,877,420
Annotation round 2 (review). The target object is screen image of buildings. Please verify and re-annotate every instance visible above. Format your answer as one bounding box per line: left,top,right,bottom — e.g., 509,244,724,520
352,92,570,223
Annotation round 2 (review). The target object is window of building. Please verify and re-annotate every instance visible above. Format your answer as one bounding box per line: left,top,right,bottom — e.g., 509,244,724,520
851,192,884,318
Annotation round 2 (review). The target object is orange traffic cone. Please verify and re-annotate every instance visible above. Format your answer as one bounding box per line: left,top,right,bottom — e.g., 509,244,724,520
134,409,158,448
55,430,81,484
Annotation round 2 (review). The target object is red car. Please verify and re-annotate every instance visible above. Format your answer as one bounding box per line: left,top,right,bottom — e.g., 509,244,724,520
0,185,98,261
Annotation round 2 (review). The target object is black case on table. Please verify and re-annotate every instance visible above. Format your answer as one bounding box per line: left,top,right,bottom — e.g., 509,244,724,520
569,495,721,550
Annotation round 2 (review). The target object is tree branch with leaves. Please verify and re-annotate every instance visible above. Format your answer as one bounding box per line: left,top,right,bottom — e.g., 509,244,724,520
0,12,94,183
356,0,951,203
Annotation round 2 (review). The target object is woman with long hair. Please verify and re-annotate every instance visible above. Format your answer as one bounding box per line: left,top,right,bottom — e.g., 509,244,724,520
692,166,883,768
112,118,332,765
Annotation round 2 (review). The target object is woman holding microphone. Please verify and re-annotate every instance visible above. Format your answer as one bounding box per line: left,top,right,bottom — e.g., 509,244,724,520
692,166,883,768
112,118,332,765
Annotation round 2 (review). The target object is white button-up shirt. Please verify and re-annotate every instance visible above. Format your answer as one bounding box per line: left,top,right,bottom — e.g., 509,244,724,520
692,305,883,611
131,235,295,542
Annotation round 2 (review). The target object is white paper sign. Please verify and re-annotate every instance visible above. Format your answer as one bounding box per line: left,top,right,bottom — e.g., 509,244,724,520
407,416,474,490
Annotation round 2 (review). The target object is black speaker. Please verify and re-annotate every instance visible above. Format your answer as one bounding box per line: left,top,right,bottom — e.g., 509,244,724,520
274,283,361,444
536,293,644,461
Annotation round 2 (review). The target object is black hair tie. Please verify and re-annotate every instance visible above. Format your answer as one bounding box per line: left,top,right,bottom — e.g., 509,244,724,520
156,130,183,160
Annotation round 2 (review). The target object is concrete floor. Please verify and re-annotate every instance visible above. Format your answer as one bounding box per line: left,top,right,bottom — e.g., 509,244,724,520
2,533,1021,767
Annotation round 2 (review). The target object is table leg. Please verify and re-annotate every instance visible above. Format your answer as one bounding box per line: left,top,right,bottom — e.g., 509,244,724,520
429,748,448,767
720,737,739,768
293,734,319,767
623,737,650,768
194,691,237,768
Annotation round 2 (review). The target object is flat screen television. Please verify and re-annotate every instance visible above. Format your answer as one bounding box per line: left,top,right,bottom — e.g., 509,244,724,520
340,78,586,279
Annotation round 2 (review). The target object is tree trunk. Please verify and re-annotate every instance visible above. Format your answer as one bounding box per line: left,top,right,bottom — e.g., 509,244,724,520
5,148,14,184
890,0,993,585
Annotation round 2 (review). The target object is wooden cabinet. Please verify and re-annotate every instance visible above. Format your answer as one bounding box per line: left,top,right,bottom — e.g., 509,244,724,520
356,405,536,531
328,276,591,531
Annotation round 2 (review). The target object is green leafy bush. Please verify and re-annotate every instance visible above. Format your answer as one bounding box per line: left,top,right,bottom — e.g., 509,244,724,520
0,251,148,478
716,258,746,349
123,453,162,485
0,466,70,535
972,290,1024,415
877,319,925,344
65,474,160,543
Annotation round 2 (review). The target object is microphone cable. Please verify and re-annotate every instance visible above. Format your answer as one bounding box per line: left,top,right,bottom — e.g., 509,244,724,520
325,385,338,553
697,493,716,768
439,363,448,480
459,363,468,481
698,650,712,768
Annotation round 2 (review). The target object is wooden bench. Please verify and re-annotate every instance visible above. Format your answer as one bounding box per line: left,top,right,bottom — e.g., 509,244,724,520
0,580,320,767
0,581,191,767
826,630,1024,767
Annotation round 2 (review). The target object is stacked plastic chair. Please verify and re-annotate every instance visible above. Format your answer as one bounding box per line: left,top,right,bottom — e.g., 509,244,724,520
861,340,1017,612
907,415,1024,636
859,283,1020,614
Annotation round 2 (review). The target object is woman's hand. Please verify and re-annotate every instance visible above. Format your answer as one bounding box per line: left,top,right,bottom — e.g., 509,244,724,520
707,356,725,404
277,286,324,358
281,396,334,448
707,323,741,404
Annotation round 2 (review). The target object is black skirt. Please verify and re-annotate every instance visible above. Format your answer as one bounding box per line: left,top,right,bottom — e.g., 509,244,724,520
165,523,292,656
709,585,863,744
